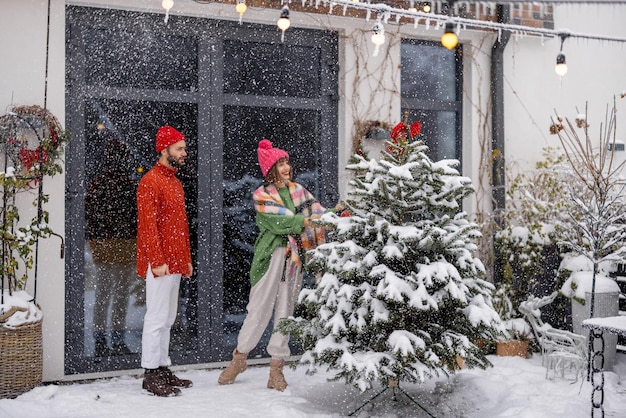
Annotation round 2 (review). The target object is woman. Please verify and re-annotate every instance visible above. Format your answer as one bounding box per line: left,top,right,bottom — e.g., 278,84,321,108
218,138,341,391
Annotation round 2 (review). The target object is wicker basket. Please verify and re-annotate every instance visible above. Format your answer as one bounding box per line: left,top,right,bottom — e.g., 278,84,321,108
0,318,43,399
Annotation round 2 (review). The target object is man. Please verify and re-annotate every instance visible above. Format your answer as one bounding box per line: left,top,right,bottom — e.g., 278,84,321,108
86,139,137,358
137,125,193,397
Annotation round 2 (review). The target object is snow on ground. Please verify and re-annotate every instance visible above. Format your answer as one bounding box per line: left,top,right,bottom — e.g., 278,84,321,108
1,353,625,418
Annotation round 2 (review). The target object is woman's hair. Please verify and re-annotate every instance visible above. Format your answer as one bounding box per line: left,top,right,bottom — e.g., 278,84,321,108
265,157,292,184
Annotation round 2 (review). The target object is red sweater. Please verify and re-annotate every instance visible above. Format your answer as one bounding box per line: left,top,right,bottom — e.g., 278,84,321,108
136,162,192,278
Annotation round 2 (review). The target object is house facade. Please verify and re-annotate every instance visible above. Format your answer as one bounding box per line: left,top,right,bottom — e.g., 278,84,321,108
1,0,625,382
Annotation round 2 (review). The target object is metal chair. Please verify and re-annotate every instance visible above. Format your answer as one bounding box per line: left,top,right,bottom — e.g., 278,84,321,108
519,292,587,381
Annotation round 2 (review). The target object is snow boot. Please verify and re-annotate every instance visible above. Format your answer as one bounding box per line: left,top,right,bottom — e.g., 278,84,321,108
142,369,181,397
218,349,248,385
267,358,288,391
157,366,193,388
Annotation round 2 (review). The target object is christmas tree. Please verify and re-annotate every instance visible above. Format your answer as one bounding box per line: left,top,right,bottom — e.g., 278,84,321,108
281,119,504,392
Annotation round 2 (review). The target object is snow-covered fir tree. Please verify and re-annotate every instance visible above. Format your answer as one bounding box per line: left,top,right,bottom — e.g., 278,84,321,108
281,120,505,392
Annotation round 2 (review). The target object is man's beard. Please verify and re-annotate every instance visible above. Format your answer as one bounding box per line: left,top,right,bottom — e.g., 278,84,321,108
167,153,184,168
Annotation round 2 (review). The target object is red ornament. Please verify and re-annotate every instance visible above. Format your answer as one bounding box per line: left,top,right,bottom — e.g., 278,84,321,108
340,210,351,217
409,121,421,139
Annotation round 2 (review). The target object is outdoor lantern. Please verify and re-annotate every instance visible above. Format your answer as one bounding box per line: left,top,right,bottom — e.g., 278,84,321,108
422,2,431,13
555,53,568,77
555,32,570,78
236,0,247,24
371,21,386,57
162,0,174,24
277,5,290,42
441,21,458,50
408,0,418,13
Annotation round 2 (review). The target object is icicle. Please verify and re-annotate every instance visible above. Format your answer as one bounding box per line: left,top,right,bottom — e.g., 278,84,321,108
425,18,430,30
343,4,348,15
366,8,371,21
497,28,501,43
164,10,170,24
329,2,334,14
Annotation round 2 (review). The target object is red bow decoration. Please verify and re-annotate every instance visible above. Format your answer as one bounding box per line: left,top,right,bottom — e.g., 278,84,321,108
390,121,422,140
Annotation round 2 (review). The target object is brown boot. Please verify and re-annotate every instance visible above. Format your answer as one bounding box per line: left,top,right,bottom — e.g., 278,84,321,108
142,369,181,397
267,358,288,391
157,366,193,388
218,349,248,385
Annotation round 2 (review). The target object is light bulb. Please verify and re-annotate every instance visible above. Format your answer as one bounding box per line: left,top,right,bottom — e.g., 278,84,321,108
371,22,385,57
555,53,568,77
236,0,247,24
422,2,431,12
162,0,173,11
441,22,458,50
277,5,290,42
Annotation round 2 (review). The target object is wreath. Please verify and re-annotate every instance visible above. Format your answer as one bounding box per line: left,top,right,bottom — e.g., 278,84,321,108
0,105,70,181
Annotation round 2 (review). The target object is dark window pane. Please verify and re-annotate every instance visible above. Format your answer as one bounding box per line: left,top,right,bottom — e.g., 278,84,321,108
223,40,321,98
402,109,457,161
83,98,198,359
401,40,461,163
84,29,198,91
401,42,457,101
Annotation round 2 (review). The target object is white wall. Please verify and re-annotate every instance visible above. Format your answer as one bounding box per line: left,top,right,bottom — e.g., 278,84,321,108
2,0,625,381
503,4,626,175
2,0,67,381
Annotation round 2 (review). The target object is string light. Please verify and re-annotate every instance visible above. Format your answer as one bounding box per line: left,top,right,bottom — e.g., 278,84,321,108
371,20,386,57
162,0,174,24
555,32,570,77
422,2,431,13
277,5,290,43
235,0,247,25
441,21,458,49
408,0,418,13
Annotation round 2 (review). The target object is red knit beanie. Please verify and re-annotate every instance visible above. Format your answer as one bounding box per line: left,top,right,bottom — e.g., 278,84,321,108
257,139,289,177
155,126,185,154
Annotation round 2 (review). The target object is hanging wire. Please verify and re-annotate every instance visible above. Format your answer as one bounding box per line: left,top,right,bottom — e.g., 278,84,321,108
280,0,626,44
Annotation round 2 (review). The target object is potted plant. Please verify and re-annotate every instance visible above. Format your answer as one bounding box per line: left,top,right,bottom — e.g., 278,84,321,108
492,281,533,358
0,105,69,398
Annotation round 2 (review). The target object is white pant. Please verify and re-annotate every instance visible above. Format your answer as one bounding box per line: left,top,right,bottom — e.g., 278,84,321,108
141,267,181,369
237,248,302,359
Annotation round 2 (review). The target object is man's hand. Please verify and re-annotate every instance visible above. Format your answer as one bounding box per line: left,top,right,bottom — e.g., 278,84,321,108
184,263,193,278
152,264,169,277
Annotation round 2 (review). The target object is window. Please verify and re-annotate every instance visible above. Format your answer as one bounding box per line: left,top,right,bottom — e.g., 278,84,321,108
401,40,462,162
65,6,338,374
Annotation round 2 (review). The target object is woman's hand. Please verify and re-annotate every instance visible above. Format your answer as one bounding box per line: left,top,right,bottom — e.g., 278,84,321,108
304,214,322,227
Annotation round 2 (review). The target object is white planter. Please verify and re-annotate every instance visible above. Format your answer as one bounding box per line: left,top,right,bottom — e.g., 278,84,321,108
572,291,619,371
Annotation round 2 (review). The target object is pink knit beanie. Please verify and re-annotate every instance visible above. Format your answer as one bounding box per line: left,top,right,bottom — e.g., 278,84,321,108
257,139,289,177
155,126,185,154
